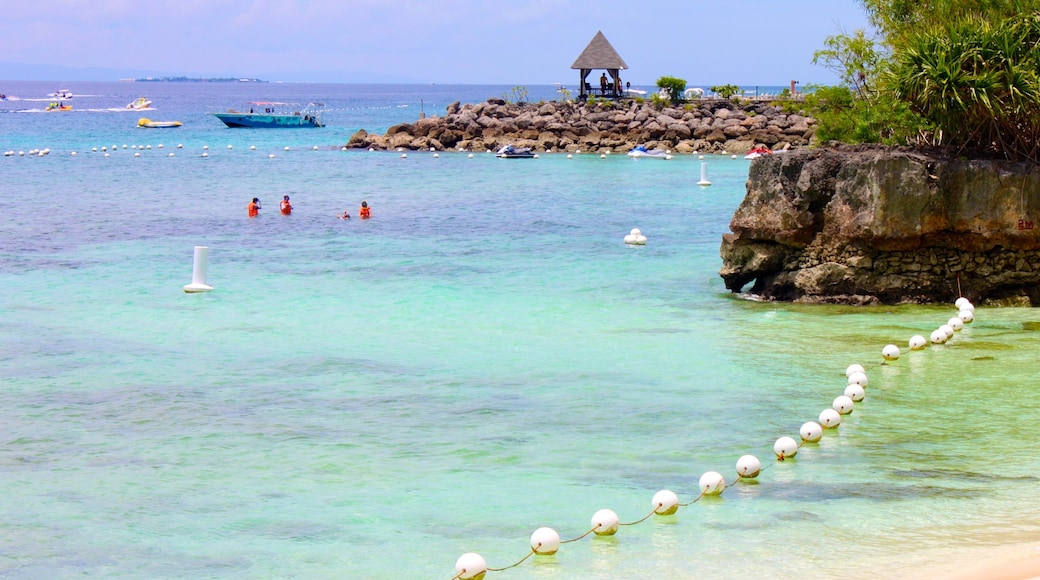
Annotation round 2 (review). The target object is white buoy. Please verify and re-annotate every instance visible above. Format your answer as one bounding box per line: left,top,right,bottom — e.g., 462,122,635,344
736,454,762,478
104,153,109,157
847,371,869,387
939,324,955,338
930,329,947,344
591,509,619,536
433,153,439,158
250,145,257,150
284,146,290,151
168,153,174,157
101,146,107,151
652,489,679,515
566,154,573,159
468,153,474,158
697,162,712,186
846,364,865,378
183,246,214,293
530,527,560,555
122,144,127,149
800,421,824,442
731,154,737,159
71,151,77,156
177,144,183,148
845,383,866,402
91,147,97,152
158,144,164,149
909,335,928,350
955,297,971,309
202,145,209,150
958,309,974,323
882,344,901,360
600,153,606,159
624,228,647,245
401,153,407,159
774,436,799,459
833,395,855,415
698,154,704,159
314,145,320,151
819,408,842,428
455,553,487,580
948,317,964,331
227,145,233,150
201,152,208,158
532,154,539,159
268,154,275,159
699,471,726,495
133,152,140,158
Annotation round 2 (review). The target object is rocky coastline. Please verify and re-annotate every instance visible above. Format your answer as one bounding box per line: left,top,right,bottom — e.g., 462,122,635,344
719,145,1040,305
345,98,816,154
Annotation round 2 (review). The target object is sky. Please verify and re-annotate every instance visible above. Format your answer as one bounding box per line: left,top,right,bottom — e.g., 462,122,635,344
0,0,874,86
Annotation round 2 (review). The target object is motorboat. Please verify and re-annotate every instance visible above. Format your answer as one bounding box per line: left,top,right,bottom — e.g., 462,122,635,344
745,147,773,160
627,145,670,159
51,89,73,99
137,117,182,128
45,102,72,112
211,102,324,128
126,97,152,110
495,145,535,158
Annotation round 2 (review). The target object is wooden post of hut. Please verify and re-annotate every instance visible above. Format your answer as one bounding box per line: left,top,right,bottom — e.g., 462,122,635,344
571,31,629,99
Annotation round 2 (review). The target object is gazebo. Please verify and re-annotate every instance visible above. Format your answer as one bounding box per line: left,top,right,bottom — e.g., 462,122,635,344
571,31,629,99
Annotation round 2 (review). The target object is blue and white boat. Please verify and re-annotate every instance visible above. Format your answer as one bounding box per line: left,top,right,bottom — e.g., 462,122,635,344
211,101,324,128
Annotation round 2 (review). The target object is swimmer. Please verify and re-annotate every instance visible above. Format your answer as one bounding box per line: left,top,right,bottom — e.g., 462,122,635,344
247,197,261,218
280,195,293,215
339,211,351,219
359,200,371,219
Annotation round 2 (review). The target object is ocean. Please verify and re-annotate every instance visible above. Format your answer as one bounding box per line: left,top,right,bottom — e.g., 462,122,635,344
1,81,1039,579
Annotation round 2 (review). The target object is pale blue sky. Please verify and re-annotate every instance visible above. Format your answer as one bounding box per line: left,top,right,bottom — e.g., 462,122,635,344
0,0,873,85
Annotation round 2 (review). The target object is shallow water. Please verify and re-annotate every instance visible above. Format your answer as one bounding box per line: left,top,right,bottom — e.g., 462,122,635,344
2,81,1039,579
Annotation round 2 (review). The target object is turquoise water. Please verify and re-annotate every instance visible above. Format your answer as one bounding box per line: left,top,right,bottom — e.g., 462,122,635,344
2,82,1040,579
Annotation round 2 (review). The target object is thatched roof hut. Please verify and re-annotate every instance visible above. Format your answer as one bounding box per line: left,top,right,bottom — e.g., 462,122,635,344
571,31,628,98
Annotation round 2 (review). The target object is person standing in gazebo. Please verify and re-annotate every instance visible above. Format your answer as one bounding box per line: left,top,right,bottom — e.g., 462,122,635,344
600,73,608,95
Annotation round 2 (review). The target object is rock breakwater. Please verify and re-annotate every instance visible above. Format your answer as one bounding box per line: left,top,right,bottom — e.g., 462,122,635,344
345,98,816,154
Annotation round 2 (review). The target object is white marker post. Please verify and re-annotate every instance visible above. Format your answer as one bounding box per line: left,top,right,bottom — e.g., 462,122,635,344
183,246,213,293
697,162,712,186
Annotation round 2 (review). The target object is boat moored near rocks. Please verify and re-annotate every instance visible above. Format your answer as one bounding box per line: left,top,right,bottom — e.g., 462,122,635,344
211,102,324,128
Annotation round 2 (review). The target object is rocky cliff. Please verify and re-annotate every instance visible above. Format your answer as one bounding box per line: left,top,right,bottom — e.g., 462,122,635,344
719,146,1040,305
345,98,815,154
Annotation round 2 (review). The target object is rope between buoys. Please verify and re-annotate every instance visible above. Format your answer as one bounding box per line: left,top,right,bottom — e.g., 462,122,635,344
450,572,464,580
679,490,706,507
487,549,535,572
561,527,597,544
620,508,658,526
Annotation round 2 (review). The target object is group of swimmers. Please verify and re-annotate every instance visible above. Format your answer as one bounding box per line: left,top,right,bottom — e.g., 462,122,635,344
247,196,371,220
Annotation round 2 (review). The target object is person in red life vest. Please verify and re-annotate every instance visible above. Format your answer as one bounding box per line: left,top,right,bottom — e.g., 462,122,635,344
247,197,261,218
280,195,293,215
359,200,371,219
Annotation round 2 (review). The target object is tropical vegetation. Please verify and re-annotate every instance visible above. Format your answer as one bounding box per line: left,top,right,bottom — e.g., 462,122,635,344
655,76,686,104
807,0,1040,162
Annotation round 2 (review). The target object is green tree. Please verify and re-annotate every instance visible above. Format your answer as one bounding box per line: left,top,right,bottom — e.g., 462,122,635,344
710,84,741,99
656,76,686,104
812,29,882,97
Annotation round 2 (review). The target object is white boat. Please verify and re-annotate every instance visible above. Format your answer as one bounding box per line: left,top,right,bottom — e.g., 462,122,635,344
126,97,152,110
627,145,670,159
51,89,73,99
744,147,773,160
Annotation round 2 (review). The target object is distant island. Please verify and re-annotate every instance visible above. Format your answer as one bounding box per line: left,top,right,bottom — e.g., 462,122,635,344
126,77,268,83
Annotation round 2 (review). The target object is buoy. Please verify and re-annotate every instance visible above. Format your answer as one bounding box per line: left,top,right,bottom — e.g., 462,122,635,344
250,145,257,150
930,329,947,344
433,153,439,158
131,145,137,150
698,154,704,159
468,153,474,158
122,144,127,149
401,153,407,158
833,395,855,415
133,152,140,157
882,344,901,360
397,147,404,152
697,162,711,186
70,151,77,156
939,324,955,338
530,527,560,555
532,154,539,159
454,553,487,580
958,309,974,323
313,146,319,151
268,154,275,159
774,436,798,459
652,489,679,515
847,371,868,387
948,317,964,332
600,154,606,159
591,509,619,536
284,146,290,151
736,454,762,478
104,153,109,157
183,246,213,293
168,153,174,157
955,297,971,309
731,154,737,159
846,364,865,377
909,335,927,350
227,145,233,150
101,146,107,151
566,154,573,159
201,152,208,158
367,147,373,152
624,228,647,245
819,408,842,428
800,421,823,442
202,145,209,150
158,144,164,149
91,147,97,152
699,471,726,495
845,383,865,402
429,147,435,152
177,144,183,148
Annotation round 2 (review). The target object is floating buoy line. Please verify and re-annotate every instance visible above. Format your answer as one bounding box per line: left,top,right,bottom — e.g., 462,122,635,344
451,298,977,580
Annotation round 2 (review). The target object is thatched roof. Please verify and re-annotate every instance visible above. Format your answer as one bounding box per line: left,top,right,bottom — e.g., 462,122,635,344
570,31,628,70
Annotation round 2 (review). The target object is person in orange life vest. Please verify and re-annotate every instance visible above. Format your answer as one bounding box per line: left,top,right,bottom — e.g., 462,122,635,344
280,195,293,215
359,200,371,219
247,197,261,217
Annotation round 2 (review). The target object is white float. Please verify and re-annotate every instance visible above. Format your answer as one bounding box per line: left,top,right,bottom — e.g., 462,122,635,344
268,154,275,159
697,162,712,186
800,421,823,442
202,145,209,150
183,246,214,293
819,408,842,428
468,153,474,158
201,152,208,158
939,324,955,338
624,228,647,245
882,344,901,360
284,146,290,151
227,145,233,150
844,383,866,402
833,395,855,415
455,553,487,580
698,471,726,495
591,509,619,536
652,489,679,515
955,297,972,309
948,317,964,331
845,364,865,378
566,154,573,159
401,153,407,159
250,145,257,150
958,309,974,323
773,436,799,459
433,153,439,158
847,371,868,387
930,329,947,344
530,527,560,555
909,335,928,350
736,454,762,478
314,146,320,151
